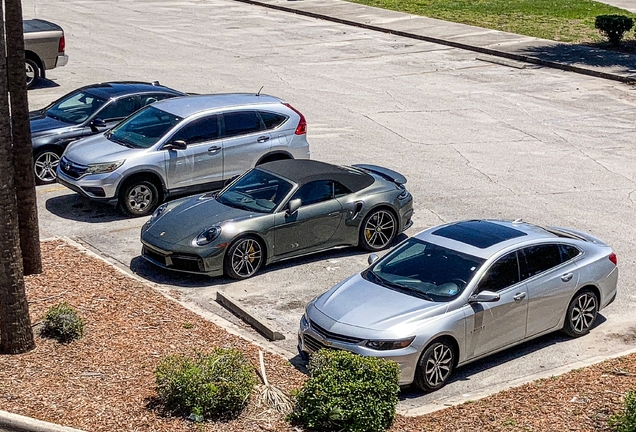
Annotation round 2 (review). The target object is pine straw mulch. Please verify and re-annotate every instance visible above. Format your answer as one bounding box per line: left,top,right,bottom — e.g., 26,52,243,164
0,239,634,431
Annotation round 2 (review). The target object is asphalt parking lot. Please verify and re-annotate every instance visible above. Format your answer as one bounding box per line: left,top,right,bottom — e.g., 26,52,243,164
27,0,636,413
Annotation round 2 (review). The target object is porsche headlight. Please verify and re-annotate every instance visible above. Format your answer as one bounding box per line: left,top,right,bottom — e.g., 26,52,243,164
85,160,124,174
365,336,415,351
147,203,169,226
194,226,222,246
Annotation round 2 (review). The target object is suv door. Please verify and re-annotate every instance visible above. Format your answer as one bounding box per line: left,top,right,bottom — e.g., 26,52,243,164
465,251,528,359
164,115,223,192
221,110,271,180
521,243,581,337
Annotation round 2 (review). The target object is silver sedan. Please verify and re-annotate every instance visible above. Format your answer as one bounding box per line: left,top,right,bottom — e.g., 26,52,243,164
299,219,618,391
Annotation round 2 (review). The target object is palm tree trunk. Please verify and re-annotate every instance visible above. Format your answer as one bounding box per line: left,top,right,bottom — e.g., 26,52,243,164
0,2,36,354
5,0,42,276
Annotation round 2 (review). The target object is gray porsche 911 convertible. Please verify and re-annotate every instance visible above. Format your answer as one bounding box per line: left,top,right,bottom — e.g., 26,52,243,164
140,159,414,279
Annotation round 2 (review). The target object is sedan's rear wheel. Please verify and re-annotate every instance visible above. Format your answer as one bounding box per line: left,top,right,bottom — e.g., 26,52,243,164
562,289,598,337
359,208,397,251
33,149,61,185
225,237,264,280
118,179,159,217
414,340,455,392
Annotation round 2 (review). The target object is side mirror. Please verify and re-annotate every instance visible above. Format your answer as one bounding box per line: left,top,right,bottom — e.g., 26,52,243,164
368,253,379,265
90,118,107,132
286,198,301,216
164,140,187,151
468,290,500,303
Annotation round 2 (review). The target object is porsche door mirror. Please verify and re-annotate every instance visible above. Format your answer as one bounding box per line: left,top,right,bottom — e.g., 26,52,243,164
286,198,301,216
368,253,379,265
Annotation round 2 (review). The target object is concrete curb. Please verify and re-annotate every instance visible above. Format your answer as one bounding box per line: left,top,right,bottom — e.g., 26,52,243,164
234,0,636,84
0,410,85,432
216,291,286,341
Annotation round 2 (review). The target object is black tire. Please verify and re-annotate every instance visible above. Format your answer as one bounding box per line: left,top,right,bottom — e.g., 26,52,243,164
118,179,159,217
224,236,264,280
26,59,40,89
414,340,455,392
359,208,397,251
33,149,61,185
562,289,598,338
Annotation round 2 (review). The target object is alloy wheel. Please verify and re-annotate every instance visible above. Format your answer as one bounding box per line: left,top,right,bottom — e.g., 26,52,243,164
363,210,396,249
25,62,35,87
34,151,60,183
231,238,262,278
570,292,597,333
424,343,453,387
126,184,154,214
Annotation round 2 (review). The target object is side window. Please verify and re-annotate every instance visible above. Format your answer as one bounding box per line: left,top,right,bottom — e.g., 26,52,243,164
223,111,262,138
520,244,562,279
259,111,287,130
97,96,138,121
171,115,219,145
560,244,580,262
140,93,174,108
476,251,520,293
291,181,333,206
333,181,351,198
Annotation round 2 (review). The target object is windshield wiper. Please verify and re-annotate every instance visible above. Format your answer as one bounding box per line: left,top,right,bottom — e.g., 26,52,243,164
107,134,134,148
368,271,434,301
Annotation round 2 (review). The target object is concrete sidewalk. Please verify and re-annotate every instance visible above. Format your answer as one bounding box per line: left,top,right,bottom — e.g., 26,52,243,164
239,0,636,83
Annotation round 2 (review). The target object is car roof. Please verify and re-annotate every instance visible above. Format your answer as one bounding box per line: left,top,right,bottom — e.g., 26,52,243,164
258,159,375,193
150,93,285,118
416,219,562,259
81,82,184,99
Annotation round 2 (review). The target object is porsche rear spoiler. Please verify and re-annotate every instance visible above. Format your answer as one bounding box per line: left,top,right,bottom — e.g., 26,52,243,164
352,164,407,185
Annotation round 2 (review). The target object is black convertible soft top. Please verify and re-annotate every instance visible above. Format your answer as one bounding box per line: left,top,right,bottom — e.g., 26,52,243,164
259,159,374,193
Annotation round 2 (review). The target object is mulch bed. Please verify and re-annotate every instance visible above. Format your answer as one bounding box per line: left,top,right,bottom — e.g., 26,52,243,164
0,240,633,431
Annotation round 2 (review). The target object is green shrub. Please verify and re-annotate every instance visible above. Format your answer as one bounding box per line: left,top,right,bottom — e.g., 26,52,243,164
595,15,634,46
155,348,256,420
609,389,636,432
41,302,84,342
289,350,400,432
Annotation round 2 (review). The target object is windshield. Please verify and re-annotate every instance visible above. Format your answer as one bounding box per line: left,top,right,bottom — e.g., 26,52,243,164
217,169,293,213
45,91,107,125
365,238,485,302
107,106,182,149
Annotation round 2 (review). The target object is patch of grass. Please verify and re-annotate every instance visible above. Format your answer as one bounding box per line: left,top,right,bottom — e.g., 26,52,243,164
345,0,636,43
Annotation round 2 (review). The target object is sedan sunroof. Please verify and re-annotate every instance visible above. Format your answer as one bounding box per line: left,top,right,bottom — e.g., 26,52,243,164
432,220,527,249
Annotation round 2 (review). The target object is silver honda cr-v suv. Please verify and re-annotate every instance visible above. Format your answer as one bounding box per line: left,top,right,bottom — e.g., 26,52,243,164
56,93,310,216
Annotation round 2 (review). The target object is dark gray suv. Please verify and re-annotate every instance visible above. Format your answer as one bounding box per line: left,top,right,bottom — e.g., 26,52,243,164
56,93,310,216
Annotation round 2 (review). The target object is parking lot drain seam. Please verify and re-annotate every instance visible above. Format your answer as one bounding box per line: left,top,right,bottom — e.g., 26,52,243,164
233,0,636,84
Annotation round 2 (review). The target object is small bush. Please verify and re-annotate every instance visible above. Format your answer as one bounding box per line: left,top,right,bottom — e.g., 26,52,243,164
41,302,84,342
609,389,636,432
155,348,256,420
595,15,634,46
289,350,400,432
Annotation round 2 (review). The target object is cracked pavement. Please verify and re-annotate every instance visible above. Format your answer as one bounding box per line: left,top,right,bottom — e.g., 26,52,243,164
27,0,636,413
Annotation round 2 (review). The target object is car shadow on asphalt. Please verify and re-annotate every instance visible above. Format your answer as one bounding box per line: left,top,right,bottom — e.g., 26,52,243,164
399,313,607,400
29,77,60,90
45,193,129,223
128,233,409,288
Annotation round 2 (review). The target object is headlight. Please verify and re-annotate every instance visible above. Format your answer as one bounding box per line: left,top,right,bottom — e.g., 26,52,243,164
85,160,124,174
365,336,415,351
147,203,169,225
194,226,222,246
300,313,309,329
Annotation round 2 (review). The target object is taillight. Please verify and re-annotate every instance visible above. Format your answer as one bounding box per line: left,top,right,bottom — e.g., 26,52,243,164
58,36,65,53
609,252,617,265
284,103,306,135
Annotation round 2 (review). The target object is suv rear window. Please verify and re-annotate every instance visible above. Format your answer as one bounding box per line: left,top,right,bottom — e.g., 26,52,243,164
259,111,287,129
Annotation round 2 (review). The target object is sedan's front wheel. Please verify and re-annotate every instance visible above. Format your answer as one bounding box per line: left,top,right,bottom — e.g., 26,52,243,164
33,149,61,185
224,236,264,280
414,340,455,392
359,208,397,251
562,289,598,337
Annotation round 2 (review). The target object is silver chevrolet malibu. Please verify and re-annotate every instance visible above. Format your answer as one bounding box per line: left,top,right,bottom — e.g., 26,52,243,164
299,219,618,391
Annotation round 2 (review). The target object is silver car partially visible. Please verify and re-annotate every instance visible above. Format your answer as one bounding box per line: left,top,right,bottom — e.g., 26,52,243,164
299,219,618,391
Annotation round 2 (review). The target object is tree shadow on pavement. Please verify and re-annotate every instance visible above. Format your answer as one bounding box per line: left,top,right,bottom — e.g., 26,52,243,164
517,40,636,71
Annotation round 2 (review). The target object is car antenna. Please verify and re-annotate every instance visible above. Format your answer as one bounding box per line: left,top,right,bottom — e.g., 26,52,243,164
512,218,523,224
256,86,264,97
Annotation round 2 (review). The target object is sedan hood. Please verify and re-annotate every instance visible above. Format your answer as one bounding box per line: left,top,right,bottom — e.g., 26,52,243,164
63,134,143,164
144,195,259,245
314,273,447,332
30,114,75,137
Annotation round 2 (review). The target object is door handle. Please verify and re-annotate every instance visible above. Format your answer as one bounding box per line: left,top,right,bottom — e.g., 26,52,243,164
561,273,573,282
208,146,221,153
328,211,340,217
513,292,526,301
257,136,270,143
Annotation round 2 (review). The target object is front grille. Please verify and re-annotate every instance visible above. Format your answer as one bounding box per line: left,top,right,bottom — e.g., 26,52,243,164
60,156,87,179
303,334,331,353
310,321,364,344
171,254,203,272
143,246,166,265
